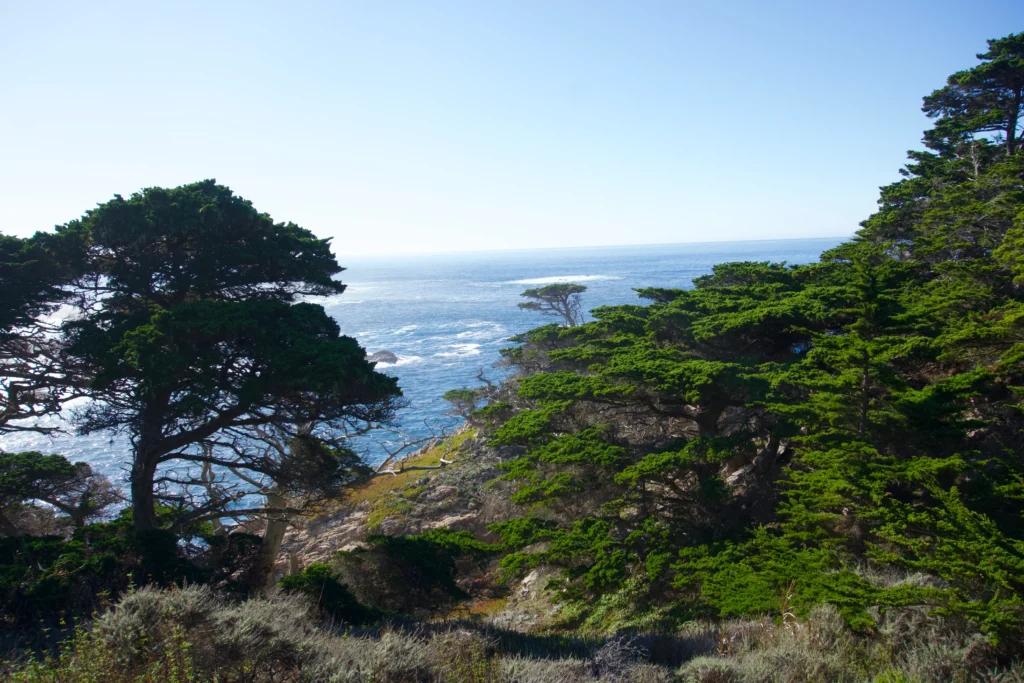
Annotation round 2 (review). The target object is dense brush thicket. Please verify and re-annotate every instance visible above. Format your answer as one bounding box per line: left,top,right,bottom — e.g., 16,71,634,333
481,35,1024,648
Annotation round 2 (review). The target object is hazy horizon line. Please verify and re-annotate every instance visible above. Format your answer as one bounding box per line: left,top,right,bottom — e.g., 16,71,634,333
336,233,853,260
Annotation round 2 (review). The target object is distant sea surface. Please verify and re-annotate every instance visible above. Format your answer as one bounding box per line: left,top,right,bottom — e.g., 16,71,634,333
0,237,845,482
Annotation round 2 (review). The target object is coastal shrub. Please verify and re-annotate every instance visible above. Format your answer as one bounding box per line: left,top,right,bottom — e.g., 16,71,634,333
333,529,500,615
470,401,515,429
671,604,1015,682
445,387,482,417
497,656,592,682
5,622,201,683
430,629,500,682
0,508,264,646
9,585,1024,682
5,586,313,681
277,561,374,625
2,586,670,682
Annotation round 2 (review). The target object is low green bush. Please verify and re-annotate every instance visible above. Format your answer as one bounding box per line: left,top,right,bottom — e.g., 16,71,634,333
278,561,375,625
333,528,500,616
0,508,260,642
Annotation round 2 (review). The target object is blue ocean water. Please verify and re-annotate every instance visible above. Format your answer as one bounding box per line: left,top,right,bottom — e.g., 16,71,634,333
0,237,844,481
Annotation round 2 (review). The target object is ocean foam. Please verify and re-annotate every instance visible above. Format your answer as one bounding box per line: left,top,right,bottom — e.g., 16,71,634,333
435,343,482,358
507,275,624,285
375,354,423,368
455,322,505,340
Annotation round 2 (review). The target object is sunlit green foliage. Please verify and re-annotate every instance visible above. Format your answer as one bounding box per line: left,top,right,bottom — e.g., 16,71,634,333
483,34,1024,645
519,283,588,327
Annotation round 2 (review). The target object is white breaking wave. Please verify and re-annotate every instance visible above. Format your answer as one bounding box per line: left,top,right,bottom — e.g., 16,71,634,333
375,354,423,368
507,275,624,285
455,322,505,340
435,343,482,358
392,324,419,334
455,329,502,340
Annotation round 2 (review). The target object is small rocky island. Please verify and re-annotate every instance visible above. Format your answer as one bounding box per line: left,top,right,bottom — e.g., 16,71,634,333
366,350,399,364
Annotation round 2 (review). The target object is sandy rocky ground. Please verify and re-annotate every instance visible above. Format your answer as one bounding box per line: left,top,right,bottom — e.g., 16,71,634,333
271,428,562,629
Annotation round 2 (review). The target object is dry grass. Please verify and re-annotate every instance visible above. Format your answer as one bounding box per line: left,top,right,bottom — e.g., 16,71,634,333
2,585,676,682
675,604,1023,683
344,429,476,508
6,585,1024,682
459,597,510,618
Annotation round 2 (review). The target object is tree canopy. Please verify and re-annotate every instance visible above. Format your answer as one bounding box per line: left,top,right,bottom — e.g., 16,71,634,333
1,180,402,533
0,451,117,534
67,179,345,309
480,34,1024,642
519,283,588,327
923,32,1024,155
0,230,89,434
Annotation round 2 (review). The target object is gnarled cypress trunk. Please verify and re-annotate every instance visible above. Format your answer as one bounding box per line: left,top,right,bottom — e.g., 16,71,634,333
255,488,291,589
130,453,160,532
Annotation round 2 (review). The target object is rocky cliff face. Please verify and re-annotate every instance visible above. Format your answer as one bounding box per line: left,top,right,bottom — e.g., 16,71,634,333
275,428,503,571
270,426,569,627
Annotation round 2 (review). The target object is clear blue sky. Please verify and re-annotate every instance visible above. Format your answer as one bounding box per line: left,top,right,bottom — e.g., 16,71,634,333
2,1,1022,256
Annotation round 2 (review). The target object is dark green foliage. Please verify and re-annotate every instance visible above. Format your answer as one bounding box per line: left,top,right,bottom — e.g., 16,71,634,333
517,372,633,402
488,402,569,447
443,387,481,417
498,428,627,506
922,33,1024,155
71,299,398,455
0,452,77,509
0,510,260,632
469,401,513,424
489,517,558,550
414,527,503,558
277,562,373,624
0,229,89,434
47,180,403,531
332,529,500,615
0,233,79,335
0,451,117,534
67,179,344,309
478,34,1024,646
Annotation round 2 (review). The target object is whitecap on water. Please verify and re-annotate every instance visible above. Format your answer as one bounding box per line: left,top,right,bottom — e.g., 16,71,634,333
506,275,624,285
375,354,423,368
455,322,505,340
392,324,419,334
435,343,482,358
